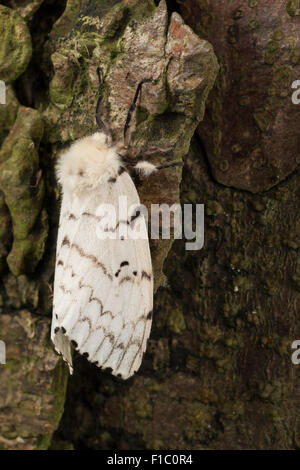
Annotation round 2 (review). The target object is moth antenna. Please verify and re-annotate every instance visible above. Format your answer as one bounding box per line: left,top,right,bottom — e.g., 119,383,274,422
95,67,110,135
124,78,152,145
95,67,104,129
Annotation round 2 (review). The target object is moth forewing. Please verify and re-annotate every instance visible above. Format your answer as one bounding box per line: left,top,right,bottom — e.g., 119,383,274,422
52,132,153,379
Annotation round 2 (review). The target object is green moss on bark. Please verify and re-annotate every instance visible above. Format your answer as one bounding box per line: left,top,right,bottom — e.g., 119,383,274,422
0,106,48,276
0,5,32,82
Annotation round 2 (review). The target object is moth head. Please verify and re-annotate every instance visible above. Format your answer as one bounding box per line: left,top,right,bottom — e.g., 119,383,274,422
90,131,112,147
56,132,120,196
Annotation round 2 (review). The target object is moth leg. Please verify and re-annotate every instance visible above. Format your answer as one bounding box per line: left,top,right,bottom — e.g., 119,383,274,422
156,161,183,170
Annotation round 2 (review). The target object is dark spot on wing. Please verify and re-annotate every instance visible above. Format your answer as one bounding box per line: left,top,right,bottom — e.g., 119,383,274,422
83,352,89,358
61,327,66,334
147,310,153,320
118,166,126,175
130,211,141,224
78,169,84,176
71,340,78,349
62,236,70,247
108,176,116,183
120,261,129,267
57,259,64,266
141,271,151,281
133,271,137,276
54,327,59,333
107,334,115,344
115,269,121,277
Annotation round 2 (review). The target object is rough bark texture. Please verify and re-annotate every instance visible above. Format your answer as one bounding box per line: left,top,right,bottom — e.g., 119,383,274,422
179,0,300,193
0,0,299,451
0,311,67,450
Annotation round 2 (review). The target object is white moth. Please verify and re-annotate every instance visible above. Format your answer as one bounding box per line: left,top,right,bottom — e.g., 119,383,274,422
51,71,181,379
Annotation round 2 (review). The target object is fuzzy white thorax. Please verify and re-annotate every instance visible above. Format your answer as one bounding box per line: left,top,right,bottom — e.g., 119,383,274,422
134,161,157,176
56,132,121,196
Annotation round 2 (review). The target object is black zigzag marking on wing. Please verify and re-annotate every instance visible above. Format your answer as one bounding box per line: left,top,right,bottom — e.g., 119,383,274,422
59,237,113,280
